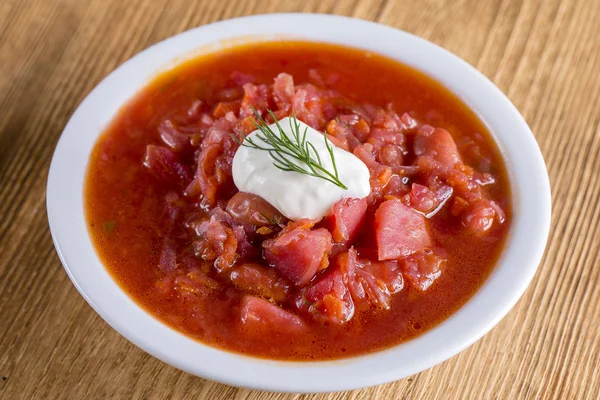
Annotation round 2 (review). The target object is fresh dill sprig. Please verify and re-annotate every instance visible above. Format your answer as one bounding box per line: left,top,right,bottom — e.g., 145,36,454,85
233,107,348,190
258,211,284,226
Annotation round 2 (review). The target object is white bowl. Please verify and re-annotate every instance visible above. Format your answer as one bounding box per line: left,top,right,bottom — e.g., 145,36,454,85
47,13,551,393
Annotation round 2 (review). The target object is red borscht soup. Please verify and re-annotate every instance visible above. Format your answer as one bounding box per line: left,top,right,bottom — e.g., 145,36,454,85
85,41,511,360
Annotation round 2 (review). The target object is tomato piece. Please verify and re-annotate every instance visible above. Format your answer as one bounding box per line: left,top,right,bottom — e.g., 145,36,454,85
375,200,431,260
264,226,333,286
240,295,306,333
326,197,368,244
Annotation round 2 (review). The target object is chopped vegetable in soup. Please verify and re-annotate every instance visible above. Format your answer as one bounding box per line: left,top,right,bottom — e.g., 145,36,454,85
85,41,511,360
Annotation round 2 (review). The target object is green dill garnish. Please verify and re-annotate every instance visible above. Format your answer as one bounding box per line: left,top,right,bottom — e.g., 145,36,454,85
158,75,177,93
103,220,116,234
258,212,283,226
233,108,348,190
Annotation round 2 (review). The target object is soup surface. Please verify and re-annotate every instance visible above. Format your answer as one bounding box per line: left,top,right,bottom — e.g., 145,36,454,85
85,41,511,360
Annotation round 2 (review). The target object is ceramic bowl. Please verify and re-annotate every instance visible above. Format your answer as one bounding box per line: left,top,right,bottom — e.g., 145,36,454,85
47,13,551,393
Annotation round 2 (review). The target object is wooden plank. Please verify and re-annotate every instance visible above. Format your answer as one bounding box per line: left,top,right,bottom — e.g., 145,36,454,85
0,0,598,398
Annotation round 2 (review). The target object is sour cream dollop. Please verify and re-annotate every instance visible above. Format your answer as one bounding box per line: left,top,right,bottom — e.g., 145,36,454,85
232,117,371,221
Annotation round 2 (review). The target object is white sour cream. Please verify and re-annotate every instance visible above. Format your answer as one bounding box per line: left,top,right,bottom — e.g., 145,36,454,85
231,117,371,220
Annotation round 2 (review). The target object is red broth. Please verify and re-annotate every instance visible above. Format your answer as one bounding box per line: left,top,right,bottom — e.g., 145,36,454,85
85,41,511,360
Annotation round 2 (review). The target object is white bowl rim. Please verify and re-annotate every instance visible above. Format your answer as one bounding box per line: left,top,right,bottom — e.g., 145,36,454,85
46,13,551,393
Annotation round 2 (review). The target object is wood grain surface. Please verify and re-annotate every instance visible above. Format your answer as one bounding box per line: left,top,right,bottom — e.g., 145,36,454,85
1,0,599,398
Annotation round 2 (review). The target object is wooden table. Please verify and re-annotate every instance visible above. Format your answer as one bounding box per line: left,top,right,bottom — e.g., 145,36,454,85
1,0,599,398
